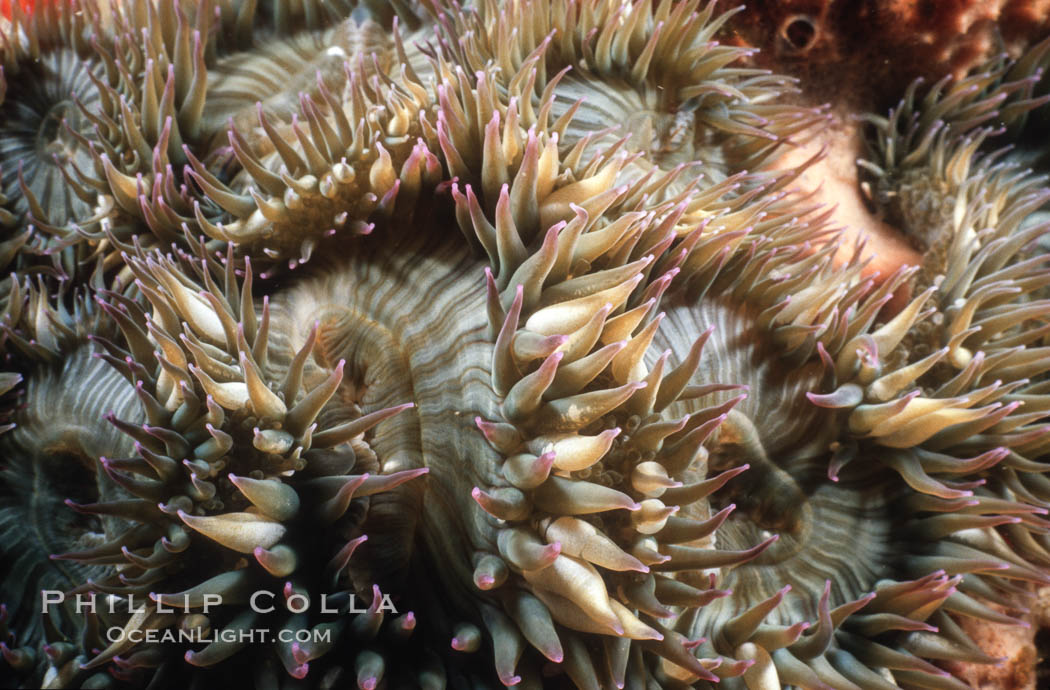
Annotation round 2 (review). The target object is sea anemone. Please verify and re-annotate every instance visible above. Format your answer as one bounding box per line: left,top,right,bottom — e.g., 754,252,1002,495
2,0,1050,688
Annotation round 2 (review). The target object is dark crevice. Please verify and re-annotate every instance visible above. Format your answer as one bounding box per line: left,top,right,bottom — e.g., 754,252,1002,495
1036,627,1050,687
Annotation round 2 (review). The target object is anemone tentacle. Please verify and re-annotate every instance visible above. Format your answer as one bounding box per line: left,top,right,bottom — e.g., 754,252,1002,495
1,1,1050,689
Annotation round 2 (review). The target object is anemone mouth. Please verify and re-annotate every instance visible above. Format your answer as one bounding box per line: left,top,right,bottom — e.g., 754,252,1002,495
695,364,902,624
266,230,488,586
0,48,101,226
35,446,106,537
34,100,81,162
0,346,137,643
548,73,726,176
203,19,363,141
540,60,808,189
708,455,898,623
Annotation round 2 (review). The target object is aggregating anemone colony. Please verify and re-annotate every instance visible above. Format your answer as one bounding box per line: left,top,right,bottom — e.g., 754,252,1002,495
0,0,1049,688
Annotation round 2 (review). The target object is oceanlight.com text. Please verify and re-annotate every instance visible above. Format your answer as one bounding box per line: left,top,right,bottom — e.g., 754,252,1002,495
104,627,334,645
